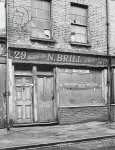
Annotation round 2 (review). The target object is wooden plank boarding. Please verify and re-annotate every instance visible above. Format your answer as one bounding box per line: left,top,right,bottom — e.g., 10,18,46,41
37,74,56,123
32,66,38,122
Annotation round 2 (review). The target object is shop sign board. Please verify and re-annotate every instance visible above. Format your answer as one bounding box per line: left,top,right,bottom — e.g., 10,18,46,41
9,50,107,66
111,57,115,66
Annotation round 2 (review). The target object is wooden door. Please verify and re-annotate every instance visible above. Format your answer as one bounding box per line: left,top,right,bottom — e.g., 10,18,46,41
15,77,33,123
37,76,56,123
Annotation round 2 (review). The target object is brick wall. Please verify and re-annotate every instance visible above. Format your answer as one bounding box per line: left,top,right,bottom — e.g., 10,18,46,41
0,0,6,128
0,0,6,35
58,106,108,124
109,0,115,55
8,0,107,55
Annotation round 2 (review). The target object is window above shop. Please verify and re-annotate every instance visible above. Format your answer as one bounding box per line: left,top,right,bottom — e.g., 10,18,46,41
31,0,53,41
70,3,89,45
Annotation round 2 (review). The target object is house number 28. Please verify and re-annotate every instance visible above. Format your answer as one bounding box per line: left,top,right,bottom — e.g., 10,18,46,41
14,51,27,59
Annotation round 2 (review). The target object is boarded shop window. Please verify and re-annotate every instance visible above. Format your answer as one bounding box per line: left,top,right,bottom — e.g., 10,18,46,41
57,69,107,107
0,1,6,36
71,3,88,43
32,0,51,39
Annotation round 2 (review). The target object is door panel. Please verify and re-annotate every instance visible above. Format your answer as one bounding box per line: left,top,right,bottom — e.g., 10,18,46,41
37,76,56,123
16,105,23,119
15,77,33,123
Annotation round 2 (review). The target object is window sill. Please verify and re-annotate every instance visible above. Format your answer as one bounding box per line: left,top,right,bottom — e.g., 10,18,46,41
71,23,87,27
30,37,56,44
59,105,106,108
70,41,91,47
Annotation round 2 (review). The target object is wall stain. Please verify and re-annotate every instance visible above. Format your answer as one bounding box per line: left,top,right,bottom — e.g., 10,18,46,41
12,5,31,32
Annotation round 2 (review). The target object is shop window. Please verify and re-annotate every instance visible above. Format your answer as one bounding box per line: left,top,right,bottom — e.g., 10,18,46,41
0,1,6,36
57,69,107,107
70,3,88,44
31,0,51,39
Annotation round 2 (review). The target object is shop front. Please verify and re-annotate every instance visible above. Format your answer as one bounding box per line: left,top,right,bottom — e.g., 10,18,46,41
56,68,108,124
8,48,108,126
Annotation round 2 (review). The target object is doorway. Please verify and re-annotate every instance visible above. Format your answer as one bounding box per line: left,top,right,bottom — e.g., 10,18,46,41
15,76,33,124
37,75,56,123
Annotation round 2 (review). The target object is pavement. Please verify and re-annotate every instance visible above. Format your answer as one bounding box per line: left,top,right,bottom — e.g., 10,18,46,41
0,121,115,149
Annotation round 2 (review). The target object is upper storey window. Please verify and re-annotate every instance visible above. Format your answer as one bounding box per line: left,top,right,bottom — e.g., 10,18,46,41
32,0,51,39
71,3,88,44
0,1,6,36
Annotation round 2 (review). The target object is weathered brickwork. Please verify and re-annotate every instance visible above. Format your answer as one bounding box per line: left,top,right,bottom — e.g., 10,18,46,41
109,0,115,55
0,42,6,128
58,106,108,124
0,0,6,127
8,0,107,55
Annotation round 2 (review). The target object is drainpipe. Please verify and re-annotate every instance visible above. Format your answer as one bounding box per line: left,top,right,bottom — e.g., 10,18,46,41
5,0,10,130
106,0,111,122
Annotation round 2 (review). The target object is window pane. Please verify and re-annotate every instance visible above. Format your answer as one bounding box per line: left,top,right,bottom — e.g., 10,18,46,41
71,26,87,43
0,2,5,35
71,6,87,25
71,25,87,34
33,0,50,10
71,33,87,43
71,14,87,25
33,9,50,20
71,7,87,17
42,0,50,10
32,18,50,29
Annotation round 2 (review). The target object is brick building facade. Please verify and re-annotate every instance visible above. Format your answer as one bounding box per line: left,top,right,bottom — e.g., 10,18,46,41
0,0,115,128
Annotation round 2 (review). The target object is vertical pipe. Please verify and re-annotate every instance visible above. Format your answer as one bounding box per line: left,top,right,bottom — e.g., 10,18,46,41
106,0,111,122
5,0,10,130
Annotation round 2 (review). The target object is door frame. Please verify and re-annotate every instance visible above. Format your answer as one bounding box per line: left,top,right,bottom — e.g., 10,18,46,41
13,68,58,125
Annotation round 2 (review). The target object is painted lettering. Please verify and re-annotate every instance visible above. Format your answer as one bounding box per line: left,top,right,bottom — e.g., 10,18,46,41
69,55,73,62
72,55,76,63
48,53,55,61
57,54,63,62
14,51,20,59
11,50,107,66
20,51,27,59
14,51,26,59
63,55,69,62
77,56,80,63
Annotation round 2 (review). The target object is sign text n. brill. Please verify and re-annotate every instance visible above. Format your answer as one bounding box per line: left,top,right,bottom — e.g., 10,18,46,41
48,53,81,63
47,53,107,65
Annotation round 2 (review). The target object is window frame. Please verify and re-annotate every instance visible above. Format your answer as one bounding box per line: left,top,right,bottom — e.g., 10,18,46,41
70,2,89,45
31,0,53,41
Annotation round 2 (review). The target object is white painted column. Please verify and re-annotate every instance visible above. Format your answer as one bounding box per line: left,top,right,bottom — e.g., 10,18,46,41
32,66,38,122
8,59,15,125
